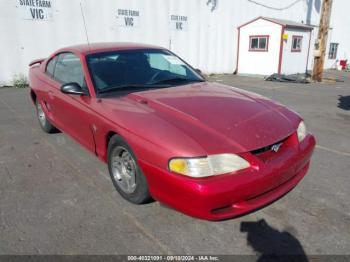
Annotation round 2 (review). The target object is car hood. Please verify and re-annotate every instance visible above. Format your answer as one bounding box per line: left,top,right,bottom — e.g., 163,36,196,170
126,82,299,154
101,82,300,155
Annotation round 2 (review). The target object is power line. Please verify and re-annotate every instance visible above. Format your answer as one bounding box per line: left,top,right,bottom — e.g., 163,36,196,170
247,0,302,11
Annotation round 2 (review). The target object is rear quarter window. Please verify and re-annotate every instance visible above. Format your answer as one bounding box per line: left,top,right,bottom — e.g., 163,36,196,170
46,56,58,77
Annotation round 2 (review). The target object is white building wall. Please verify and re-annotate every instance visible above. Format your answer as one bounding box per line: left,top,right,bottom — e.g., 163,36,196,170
281,28,311,75
324,0,350,68
237,19,281,76
0,0,348,85
0,0,87,86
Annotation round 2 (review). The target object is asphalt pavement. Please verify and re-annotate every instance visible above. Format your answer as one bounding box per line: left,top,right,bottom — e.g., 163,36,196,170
0,71,349,256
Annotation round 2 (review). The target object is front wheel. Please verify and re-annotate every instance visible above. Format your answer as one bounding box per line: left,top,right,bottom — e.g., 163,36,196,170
36,99,58,133
107,135,152,204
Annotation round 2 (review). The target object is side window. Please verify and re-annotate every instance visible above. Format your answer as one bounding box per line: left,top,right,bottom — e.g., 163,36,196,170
54,53,86,89
291,36,303,52
328,43,339,59
46,56,58,77
249,36,269,51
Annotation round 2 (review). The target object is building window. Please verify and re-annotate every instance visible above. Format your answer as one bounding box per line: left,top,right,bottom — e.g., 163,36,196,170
328,43,339,59
249,36,269,51
291,36,303,52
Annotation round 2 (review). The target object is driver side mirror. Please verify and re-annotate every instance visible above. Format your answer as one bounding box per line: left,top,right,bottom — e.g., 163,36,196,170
60,82,86,95
195,68,202,74
195,68,206,79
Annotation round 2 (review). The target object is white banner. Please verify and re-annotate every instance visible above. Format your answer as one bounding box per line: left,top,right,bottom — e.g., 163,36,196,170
170,15,188,31
116,9,140,28
17,0,54,21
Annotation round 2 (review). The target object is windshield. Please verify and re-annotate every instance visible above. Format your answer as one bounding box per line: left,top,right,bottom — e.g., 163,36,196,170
86,49,204,94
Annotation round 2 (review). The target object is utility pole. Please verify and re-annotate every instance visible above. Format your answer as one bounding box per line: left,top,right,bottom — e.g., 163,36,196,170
312,0,333,82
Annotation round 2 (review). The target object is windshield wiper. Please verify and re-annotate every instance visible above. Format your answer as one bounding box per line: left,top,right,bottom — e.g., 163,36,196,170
98,78,205,94
148,77,204,85
98,84,167,94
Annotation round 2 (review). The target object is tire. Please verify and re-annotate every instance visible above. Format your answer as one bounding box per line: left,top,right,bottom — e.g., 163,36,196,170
35,99,58,133
107,134,152,204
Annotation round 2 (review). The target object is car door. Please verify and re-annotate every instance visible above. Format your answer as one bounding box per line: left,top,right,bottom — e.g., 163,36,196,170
49,52,96,153
38,55,63,126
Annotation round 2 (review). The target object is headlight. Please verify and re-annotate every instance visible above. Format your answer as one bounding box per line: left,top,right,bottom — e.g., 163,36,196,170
297,121,307,142
169,154,250,178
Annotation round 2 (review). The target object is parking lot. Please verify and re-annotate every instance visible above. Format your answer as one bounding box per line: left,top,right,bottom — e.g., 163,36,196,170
0,71,350,256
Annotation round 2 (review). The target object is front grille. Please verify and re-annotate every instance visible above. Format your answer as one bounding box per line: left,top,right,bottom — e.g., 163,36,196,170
251,137,288,156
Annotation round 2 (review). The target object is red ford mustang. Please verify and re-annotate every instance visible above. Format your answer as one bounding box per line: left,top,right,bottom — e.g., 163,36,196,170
28,43,315,220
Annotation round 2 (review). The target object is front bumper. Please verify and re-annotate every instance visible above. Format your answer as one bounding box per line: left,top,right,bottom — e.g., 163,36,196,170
139,134,316,220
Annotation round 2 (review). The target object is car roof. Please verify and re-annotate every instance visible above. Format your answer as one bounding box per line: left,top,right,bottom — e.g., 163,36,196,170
57,42,165,55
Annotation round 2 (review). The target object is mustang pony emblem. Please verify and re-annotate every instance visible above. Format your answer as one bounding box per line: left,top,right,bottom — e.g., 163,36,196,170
271,142,283,152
